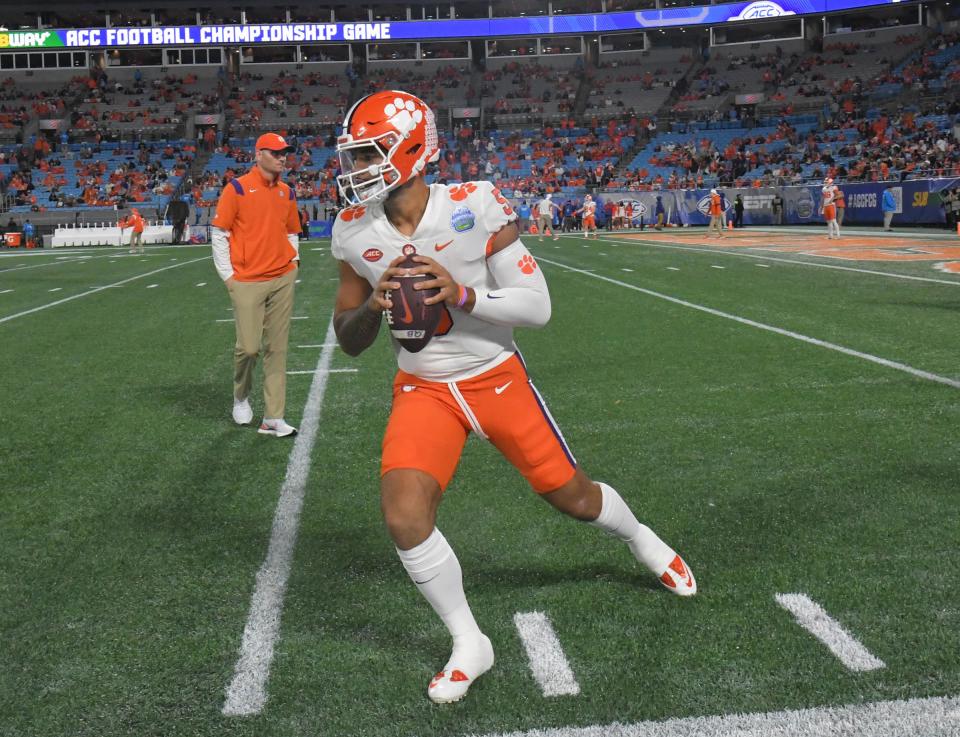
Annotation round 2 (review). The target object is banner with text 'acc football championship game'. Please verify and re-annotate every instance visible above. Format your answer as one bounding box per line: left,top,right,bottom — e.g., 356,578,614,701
0,0,906,50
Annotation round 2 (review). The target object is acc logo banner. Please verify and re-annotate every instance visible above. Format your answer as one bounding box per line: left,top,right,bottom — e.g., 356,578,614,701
696,195,730,216
728,1,796,21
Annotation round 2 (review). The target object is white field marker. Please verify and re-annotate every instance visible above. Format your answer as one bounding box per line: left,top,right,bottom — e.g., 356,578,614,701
196,282,207,287
621,268,634,272
146,284,158,289
0,256,209,325
48,287,62,292
711,265,725,269
223,318,338,717
755,263,770,268
666,267,680,271
0,289,12,294
291,316,309,320
775,593,885,672
215,319,233,323
286,368,357,375
513,611,580,697
473,694,960,737
540,257,960,391
298,343,338,348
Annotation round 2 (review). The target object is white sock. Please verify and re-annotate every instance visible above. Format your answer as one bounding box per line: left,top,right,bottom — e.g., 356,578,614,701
589,482,675,574
397,528,483,642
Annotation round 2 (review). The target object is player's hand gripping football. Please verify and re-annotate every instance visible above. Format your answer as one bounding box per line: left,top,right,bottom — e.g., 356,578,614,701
409,255,462,307
367,255,406,313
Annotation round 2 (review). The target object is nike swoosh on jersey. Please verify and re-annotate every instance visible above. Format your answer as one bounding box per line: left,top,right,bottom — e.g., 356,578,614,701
494,381,512,395
434,240,454,252
248,189,257,193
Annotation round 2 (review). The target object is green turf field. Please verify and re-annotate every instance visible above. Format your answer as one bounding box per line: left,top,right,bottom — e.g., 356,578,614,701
1,233,958,737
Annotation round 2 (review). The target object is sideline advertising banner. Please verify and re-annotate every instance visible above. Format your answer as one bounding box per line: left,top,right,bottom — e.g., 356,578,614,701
596,180,954,227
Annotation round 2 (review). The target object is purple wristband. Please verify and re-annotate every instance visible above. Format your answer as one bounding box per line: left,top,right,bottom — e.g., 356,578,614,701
456,284,468,308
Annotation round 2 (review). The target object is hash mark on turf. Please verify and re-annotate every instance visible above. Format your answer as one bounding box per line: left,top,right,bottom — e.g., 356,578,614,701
775,593,885,672
514,611,580,697
666,267,680,271
287,368,357,375
146,284,158,289
195,282,206,286
711,265,725,269
755,264,770,268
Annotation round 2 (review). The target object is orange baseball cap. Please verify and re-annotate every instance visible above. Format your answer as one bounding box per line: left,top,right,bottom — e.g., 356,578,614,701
256,132,293,152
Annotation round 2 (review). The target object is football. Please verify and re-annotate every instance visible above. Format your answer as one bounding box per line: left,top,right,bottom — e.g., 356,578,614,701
385,248,442,353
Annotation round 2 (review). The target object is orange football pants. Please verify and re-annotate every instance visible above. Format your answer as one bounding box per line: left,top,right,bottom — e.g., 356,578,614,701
583,215,596,229
381,353,577,492
823,203,836,221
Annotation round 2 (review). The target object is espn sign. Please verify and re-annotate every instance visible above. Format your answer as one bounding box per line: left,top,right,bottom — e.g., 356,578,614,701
728,1,797,21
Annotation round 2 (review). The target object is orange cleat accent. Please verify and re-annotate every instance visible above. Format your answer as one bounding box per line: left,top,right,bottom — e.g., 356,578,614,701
658,554,697,596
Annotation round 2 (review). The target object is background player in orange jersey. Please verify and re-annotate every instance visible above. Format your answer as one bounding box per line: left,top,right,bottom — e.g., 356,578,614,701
331,91,697,706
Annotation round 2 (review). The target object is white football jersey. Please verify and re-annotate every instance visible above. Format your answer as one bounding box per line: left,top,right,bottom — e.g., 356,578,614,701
331,181,521,382
583,201,596,217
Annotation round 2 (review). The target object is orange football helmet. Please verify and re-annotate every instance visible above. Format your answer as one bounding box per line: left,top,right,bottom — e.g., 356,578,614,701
336,90,439,205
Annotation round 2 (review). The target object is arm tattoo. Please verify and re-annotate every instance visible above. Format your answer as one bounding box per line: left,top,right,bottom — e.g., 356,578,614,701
334,303,383,357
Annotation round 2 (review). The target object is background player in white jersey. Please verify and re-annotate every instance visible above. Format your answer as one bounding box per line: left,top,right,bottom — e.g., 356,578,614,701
574,194,598,238
331,90,697,705
534,193,560,241
820,177,841,239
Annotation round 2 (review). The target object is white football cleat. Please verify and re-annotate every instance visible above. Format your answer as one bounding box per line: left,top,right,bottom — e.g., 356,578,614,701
657,554,697,597
258,418,298,437
427,634,494,704
232,397,253,425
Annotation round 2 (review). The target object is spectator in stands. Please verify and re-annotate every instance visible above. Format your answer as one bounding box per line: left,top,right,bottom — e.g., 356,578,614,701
211,132,301,438
733,195,745,228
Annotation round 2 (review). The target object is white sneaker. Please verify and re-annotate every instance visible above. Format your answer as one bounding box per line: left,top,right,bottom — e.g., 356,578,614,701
258,418,298,437
232,397,253,425
427,634,494,704
657,554,697,597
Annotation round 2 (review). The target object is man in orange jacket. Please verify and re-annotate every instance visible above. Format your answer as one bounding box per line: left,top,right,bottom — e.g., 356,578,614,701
211,132,302,437
120,208,146,254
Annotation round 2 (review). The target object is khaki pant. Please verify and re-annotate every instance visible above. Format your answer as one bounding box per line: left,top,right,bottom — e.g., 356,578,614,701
836,206,845,227
709,214,725,236
130,230,143,248
227,267,297,419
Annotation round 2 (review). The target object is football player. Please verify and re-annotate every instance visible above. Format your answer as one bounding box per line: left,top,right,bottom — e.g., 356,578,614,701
574,194,598,239
330,90,697,705
821,177,840,240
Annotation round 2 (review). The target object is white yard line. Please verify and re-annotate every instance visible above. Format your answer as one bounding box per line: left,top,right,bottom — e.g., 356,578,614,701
476,694,960,737
0,256,210,325
286,368,357,375
223,318,338,717
539,257,960,390
513,612,580,697
775,593,885,672
597,236,960,286
297,343,338,348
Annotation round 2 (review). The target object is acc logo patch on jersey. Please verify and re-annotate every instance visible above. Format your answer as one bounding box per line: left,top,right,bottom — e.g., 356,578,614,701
362,248,383,262
451,206,475,233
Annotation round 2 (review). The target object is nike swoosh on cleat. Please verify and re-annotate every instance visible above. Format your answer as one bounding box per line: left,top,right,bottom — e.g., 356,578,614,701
434,239,454,252
487,293,505,299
